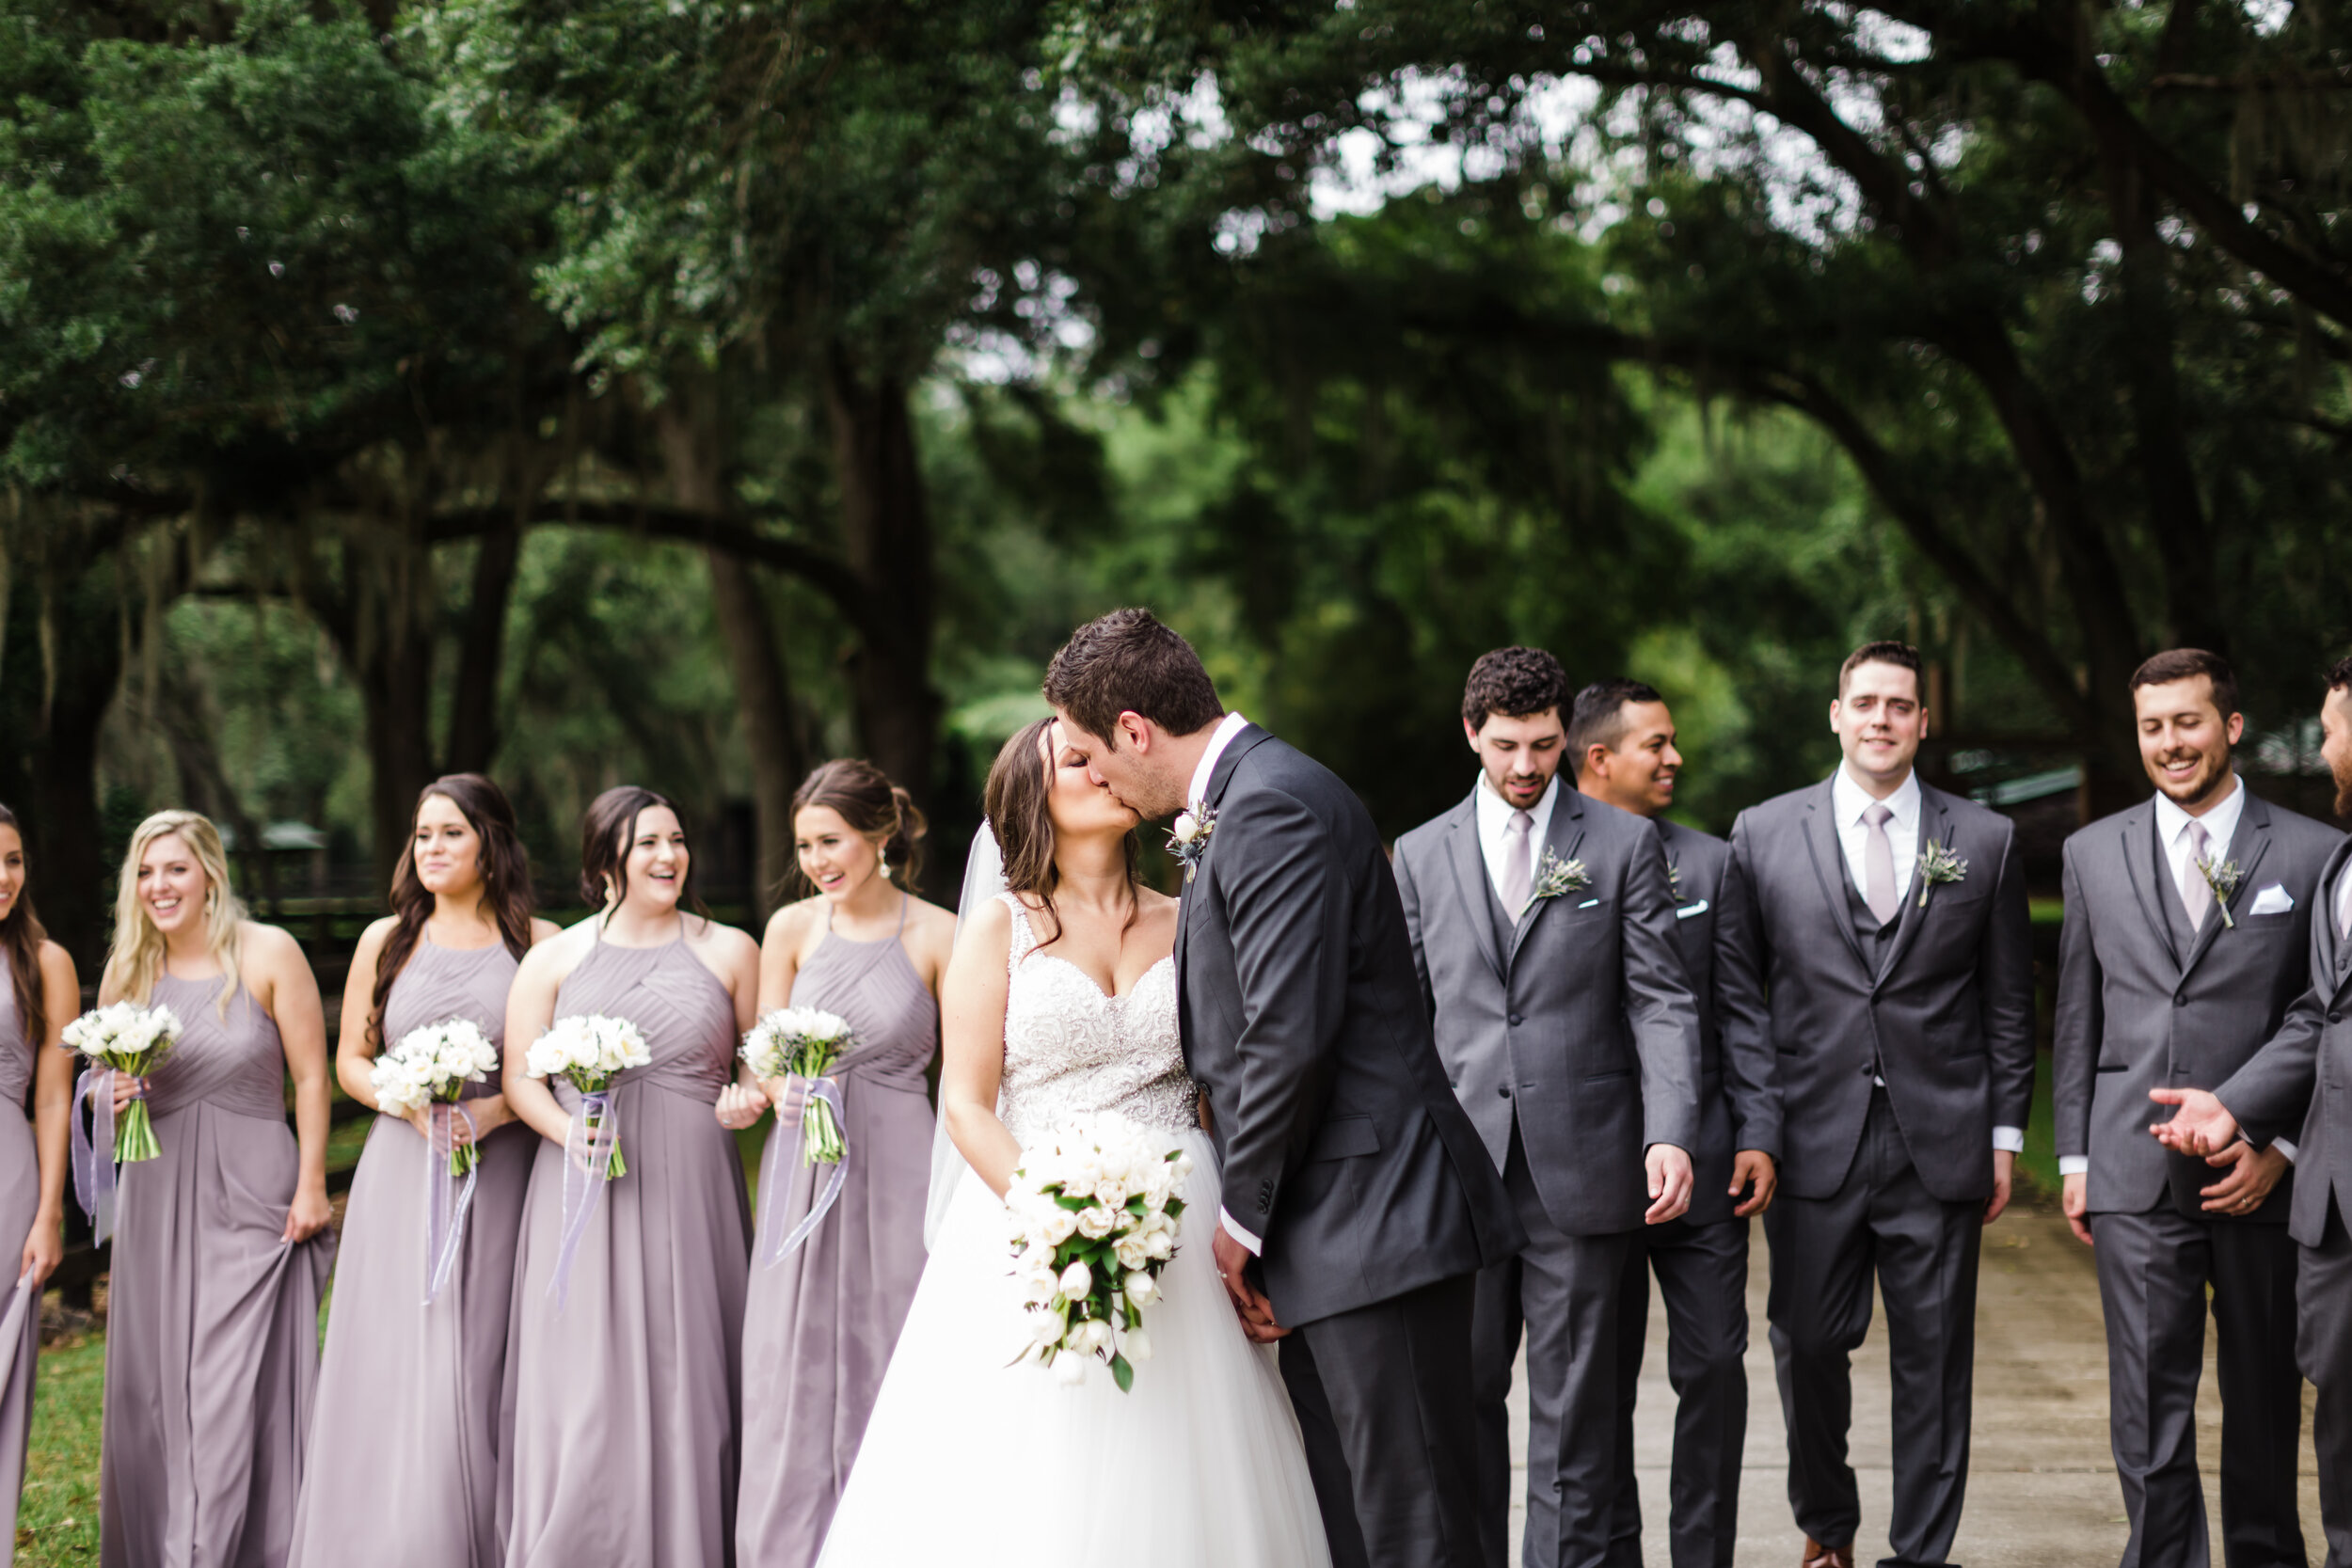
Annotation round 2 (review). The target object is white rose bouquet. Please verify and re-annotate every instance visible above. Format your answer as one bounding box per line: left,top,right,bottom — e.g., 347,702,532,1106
1006,1115,1189,1392
61,1001,181,1163
740,1007,853,1165
524,1014,652,1177
371,1020,501,1176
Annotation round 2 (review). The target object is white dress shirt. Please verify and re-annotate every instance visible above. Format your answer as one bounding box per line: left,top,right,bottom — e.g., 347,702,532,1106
2338,858,2352,944
1473,772,1560,909
1185,711,1267,1256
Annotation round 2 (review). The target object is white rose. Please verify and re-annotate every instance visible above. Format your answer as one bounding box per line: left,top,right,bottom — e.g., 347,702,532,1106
1043,1210,1080,1245
1082,1318,1114,1354
1075,1206,1115,1240
1172,812,1200,845
1124,1271,1156,1307
1145,1231,1174,1260
1057,1260,1092,1299
1024,1268,1059,1305
1027,1309,1064,1346
1091,1178,1127,1209
1122,1327,1152,1363
1053,1353,1089,1387
1114,1236,1148,1271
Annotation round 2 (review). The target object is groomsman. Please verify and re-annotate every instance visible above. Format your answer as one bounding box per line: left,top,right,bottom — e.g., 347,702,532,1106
1395,647,1702,1568
2155,654,2352,1568
1569,679,1778,1568
2053,649,2334,1568
1718,640,2035,1568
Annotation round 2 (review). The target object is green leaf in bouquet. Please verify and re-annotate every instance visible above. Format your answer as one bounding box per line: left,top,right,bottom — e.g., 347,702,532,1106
1109,1353,1134,1394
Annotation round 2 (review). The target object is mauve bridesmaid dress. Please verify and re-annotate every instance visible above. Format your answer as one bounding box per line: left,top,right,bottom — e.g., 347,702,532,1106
99,972,335,1568
288,938,532,1568
736,901,938,1568
0,952,46,1566
501,931,752,1568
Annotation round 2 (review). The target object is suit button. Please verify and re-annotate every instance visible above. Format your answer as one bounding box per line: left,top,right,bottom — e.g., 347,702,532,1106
2332,1013,2344,1026
2174,995,2186,1007
1861,1066,1874,1078
1497,1085,1512,1099
1508,1013,1524,1027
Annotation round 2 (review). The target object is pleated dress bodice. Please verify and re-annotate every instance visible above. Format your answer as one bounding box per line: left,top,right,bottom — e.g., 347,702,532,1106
0,951,43,1565
378,936,523,1100
141,973,289,1122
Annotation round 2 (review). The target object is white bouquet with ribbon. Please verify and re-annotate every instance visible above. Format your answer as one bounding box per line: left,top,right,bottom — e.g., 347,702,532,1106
740,1006,853,1164
525,1014,650,1178
62,1001,180,1164
372,1020,501,1176
1007,1115,1189,1392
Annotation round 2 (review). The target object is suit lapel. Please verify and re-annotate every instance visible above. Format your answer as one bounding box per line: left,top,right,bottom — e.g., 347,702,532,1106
2329,842,2352,994
1873,784,1947,991
1442,794,1504,984
1507,790,1587,971
1171,722,1273,990
1802,780,1873,979
2178,792,2273,983
2120,805,2180,974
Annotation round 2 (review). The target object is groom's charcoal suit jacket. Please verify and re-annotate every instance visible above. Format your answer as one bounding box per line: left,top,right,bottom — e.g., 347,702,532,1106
1392,787,1703,1234
1175,725,1525,1326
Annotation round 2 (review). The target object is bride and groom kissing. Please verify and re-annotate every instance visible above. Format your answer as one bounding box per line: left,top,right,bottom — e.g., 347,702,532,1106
817,608,1524,1568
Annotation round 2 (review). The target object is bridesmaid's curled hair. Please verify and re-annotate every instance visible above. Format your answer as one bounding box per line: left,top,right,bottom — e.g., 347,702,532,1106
371,775,537,1046
580,785,708,919
982,718,1137,952
0,804,48,1050
788,759,928,895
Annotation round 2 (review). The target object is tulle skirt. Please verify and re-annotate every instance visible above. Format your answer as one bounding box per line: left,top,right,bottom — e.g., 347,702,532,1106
815,1127,1332,1567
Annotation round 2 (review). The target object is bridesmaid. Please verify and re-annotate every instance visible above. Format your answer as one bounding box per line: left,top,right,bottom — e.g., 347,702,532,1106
501,786,764,1567
736,761,950,1568
0,806,79,1564
290,776,555,1568
95,811,335,1568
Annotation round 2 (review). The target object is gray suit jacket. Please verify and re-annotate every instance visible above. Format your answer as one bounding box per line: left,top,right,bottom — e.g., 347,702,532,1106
1174,725,1525,1325
1657,817,1780,1226
2216,835,2352,1247
2053,791,2340,1221
1718,776,2036,1203
1393,787,1702,1236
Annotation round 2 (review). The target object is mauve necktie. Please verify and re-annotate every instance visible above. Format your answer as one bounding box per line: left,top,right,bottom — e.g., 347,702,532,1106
1502,810,1534,914
1862,801,1898,925
2182,819,2213,929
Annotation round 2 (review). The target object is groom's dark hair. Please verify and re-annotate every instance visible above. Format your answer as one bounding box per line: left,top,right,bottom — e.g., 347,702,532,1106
1044,609,1224,748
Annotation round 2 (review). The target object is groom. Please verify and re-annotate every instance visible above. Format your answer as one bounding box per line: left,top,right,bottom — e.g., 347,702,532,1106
1046,609,1526,1568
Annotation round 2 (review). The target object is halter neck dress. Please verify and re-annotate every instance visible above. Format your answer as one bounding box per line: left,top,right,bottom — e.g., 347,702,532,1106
736,897,940,1568
0,952,45,1566
289,937,530,1568
501,927,753,1568
100,970,334,1568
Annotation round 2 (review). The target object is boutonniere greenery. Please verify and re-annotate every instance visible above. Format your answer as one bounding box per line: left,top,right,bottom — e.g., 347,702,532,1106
1667,859,1681,898
2197,854,2244,928
1915,840,1968,908
1531,847,1590,907
1168,802,1216,883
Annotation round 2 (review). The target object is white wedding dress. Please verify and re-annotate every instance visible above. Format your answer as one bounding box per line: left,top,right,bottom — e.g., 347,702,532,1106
816,894,1332,1567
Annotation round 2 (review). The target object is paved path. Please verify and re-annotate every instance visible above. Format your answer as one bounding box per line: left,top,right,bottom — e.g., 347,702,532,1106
1505,1199,2328,1566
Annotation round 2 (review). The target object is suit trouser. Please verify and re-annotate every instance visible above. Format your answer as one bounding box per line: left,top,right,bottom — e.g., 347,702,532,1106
2090,1205,2305,1568
1765,1087,1979,1568
1280,1269,1483,1568
2300,1196,2352,1568
1471,1121,1642,1568
1602,1214,1751,1568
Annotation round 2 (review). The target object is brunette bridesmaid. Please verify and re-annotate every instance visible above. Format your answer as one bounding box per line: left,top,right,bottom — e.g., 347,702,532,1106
736,761,950,1568
501,787,765,1567
0,806,79,1564
95,811,335,1568
289,777,556,1568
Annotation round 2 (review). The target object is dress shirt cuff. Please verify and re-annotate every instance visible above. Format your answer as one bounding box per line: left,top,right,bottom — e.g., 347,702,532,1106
1992,1125,2024,1154
2274,1137,2299,1165
1219,1208,1263,1256
2058,1156,2088,1177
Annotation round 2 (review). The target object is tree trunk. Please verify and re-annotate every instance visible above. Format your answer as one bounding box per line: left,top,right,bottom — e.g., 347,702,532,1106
444,516,523,776
707,560,804,917
358,628,439,894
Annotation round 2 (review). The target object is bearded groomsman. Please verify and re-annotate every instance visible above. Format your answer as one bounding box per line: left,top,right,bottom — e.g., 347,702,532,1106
2053,649,2334,1568
2154,654,2352,1568
1570,679,1779,1568
1395,647,1702,1568
1718,640,2035,1568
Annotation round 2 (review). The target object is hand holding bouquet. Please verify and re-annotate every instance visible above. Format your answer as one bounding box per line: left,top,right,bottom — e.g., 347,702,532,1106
741,1007,853,1165
1007,1115,1189,1392
371,1020,501,1176
524,1015,651,1177
62,1002,180,1163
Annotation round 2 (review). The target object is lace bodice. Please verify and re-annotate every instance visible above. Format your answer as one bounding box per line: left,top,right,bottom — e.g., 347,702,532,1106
995,893,1196,1148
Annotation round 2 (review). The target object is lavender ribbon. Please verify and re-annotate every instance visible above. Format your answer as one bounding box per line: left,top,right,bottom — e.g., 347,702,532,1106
546,1089,618,1309
420,1103,481,1306
760,1076,850,1268
70,1068,121,1246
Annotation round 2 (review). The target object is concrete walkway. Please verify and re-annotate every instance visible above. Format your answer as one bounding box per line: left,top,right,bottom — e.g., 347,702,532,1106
1505,1198,2328,1567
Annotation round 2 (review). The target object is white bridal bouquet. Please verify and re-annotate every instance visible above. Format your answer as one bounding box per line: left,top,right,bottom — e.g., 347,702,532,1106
371,1020,501,1176
1006,1116,1189,1392
740,1007,853,1165
524,1015,652,1177
61,1001,181,1163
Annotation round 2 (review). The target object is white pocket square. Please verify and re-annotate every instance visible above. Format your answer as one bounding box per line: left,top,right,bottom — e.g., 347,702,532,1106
1577,898,1600,910
1676,899,1710,920
2248,884,2295,916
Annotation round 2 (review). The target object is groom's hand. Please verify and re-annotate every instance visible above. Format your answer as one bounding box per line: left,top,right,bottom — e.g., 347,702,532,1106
1644,1144,1693,1225
1212,1227,1289,1341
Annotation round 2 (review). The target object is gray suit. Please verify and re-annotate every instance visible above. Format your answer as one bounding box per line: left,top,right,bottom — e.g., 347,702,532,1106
1395,785,1701,1568
1719,777,2035,1567
1176,725,1524,1568
2213,836,2352,1568
2053,791,2338,1568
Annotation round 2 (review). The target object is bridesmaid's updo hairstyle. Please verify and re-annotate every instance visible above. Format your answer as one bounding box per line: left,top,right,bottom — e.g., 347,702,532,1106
371,775,538,1046
0,804,49,1050
580,785,709,921
103,810,246,1018
788,759,928,895
982,718,1139,953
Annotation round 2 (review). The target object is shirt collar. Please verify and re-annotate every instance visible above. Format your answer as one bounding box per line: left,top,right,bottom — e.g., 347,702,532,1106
1474,771,1560,840
2153,771,2244,854
1185,711,1252,811
1831,760,1920,829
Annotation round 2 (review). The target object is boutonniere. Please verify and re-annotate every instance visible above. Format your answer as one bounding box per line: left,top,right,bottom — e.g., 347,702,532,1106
1168,802,1216,883
1531,847,1590,906
2197,854,2244,928
1667,859,1681,898
1916,840,1968,908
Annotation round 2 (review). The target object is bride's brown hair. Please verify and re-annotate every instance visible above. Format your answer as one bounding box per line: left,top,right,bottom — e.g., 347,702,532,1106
982,717,1139,953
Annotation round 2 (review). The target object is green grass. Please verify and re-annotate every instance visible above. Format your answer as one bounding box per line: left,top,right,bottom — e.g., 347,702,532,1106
17,1333,103,1565
2015,1049,2059,1200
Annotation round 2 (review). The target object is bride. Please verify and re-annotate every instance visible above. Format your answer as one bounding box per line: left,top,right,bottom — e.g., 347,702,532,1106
817,718,1331,1567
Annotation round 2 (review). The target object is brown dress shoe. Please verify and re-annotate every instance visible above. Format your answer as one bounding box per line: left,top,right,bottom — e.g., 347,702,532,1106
1801,1540,1855,1568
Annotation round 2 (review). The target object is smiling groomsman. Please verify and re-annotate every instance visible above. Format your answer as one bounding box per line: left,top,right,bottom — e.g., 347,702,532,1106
1718,640,2035,1568
2057,650,2339,1568
1570,679,1779,1568
1395,647,1702,1568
